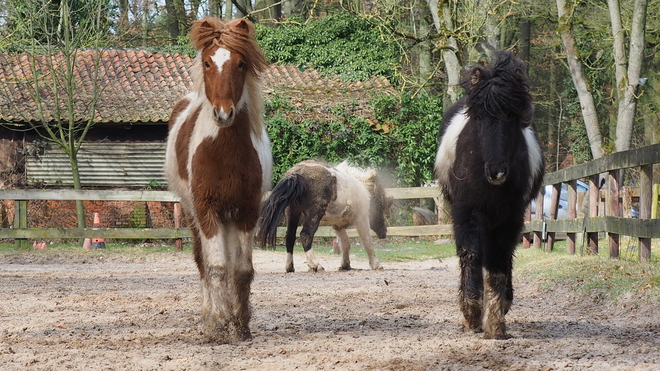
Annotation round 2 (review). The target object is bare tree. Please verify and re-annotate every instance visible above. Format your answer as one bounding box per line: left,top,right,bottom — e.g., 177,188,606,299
608,0,648,152
556,0,604,159
0,0,109,228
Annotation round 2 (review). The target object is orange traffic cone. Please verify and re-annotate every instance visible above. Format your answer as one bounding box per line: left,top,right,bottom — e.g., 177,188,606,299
91,212,106,249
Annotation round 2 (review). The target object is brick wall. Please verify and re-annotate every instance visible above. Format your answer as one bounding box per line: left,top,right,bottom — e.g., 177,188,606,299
1,199,184,231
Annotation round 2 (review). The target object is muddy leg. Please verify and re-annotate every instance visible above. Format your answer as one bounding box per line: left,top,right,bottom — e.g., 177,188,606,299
482,221,518,339
335,229,352,271
454,211,485,333
482,270,508,339
284,210,301,273
299,208,325,272
200,228,231,341
354,220,382,270
230,229,255,341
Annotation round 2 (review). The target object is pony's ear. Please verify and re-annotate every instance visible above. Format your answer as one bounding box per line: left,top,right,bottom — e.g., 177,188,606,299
470,68,482,87
233,18,254,35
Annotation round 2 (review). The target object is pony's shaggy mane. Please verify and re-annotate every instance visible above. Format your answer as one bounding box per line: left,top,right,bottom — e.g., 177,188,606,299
188,17,268,138
335,161,377,186
461,51,532,124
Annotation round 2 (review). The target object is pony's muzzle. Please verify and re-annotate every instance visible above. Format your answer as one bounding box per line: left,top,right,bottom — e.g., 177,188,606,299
213,105,235,126
485,163,508,185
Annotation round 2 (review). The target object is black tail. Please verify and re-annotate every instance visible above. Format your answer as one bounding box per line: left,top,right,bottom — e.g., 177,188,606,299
256,173,306,248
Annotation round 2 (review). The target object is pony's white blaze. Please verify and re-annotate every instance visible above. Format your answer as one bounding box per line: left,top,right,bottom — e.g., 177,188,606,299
524,126,543,198
435,109,469,191
211,47,231,75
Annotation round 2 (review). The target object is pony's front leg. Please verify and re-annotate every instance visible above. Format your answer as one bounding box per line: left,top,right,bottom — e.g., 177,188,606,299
230,228,255,341
454,212,485,333
354,220,382,270
334,228,352,271
482,223,517,339
200,229,232,339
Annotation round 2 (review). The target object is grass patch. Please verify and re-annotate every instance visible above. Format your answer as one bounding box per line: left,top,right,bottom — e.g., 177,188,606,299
515,239,660,305
3,237,659,307
268,236,457,263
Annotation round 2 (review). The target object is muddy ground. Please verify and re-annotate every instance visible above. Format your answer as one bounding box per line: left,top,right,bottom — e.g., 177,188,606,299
1,247,659,371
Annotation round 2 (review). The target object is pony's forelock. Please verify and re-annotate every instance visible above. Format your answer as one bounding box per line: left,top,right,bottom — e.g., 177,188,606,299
189,17,268,76
462,51,531,122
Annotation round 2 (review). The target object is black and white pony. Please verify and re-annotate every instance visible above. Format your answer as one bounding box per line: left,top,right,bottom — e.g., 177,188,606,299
434,51,544,339
257,160,392,272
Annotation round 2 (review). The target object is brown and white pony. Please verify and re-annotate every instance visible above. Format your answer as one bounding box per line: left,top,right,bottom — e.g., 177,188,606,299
257,160,392,273
165,17,271,342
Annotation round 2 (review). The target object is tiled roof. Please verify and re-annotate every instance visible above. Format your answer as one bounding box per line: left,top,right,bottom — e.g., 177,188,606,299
0,49,392,124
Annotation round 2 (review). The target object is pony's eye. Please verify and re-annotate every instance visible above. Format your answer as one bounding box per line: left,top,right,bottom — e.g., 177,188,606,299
204,61,211,68
237,60,246,69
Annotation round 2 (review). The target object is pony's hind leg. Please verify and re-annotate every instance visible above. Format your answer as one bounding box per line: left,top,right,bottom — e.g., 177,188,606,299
354,219,382,270
335,229,352,271
299,208,325,272
284,210,301,273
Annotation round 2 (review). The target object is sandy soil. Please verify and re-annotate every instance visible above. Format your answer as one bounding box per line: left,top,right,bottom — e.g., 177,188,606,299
1,248,659,371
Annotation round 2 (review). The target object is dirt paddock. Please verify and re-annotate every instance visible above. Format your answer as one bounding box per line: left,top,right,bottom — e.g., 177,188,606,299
1,248,659,370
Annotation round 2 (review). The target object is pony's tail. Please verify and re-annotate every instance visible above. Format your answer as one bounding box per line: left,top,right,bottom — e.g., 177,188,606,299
256,173,306,248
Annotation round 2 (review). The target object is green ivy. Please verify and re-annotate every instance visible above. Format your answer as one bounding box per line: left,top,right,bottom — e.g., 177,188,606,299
265,92,442,187
255,13,399,82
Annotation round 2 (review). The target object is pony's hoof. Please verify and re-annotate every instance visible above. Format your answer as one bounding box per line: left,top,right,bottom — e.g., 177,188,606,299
308,265,324,272
461,322,482,334
372,264,384,271
483,331,510,340
338,265,351,271
234,326,252,341
285,267,295,273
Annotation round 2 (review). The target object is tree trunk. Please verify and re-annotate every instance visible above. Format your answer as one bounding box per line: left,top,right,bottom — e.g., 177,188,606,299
70,156,86,229
269,0,282,21
518,18,531,62
614,0,648,151
225,0,233,20
417,5,433,93
427,0,461,108
165,0,179,40
556,0,604,159
118,0,129,35
209,0,222,18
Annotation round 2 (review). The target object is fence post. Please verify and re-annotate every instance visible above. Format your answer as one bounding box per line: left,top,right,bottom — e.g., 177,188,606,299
639,165,652,261
567,179,577,254
522,205,532,248
174,203,182,251
587,174,599,255
533,190,544,249
652,184,659,220
13,200,28,248
608,169,620,259
546,183,561,252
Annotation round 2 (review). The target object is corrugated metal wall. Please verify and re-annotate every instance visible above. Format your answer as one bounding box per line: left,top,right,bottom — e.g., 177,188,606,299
26,142,167,187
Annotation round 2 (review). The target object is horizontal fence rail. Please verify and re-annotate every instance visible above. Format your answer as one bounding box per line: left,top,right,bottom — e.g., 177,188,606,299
2,143,658,262
0,186,451,242
523,143,660,262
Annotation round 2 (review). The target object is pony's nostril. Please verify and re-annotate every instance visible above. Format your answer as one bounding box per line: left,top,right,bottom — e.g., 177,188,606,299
485,163,508,184
227,106,234,120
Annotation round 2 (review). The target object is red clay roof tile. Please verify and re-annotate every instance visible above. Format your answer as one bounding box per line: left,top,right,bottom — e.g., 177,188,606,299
0,49,392,124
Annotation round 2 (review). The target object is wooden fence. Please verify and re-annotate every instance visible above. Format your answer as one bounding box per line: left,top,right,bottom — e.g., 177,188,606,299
0,186,451,247
2,143,658,262
523,143,660,262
